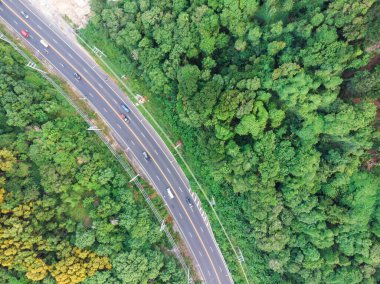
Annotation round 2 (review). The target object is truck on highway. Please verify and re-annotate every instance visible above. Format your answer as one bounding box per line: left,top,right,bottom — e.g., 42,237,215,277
40,39,49,48
166,187,174,199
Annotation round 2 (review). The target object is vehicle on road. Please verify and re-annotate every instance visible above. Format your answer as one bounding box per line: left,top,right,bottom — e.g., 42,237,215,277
21,11,29,19
186,196,193,206
40,39,49,48
121,103,130,113
166,187,174,199
119,113,130,123
21,29,29,38
142,151,150,161
73,72,81,80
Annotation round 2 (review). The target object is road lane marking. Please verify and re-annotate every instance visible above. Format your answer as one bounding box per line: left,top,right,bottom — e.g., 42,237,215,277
97,82,104,89
178,213,183,219
37,24,42,30
12,20,18,25
88,92,94,98
130,140,135,146
3,4,223,281
113,98,117,104
103,107,108,113
156,175,161,181
167,167,171,174
200,227,204,233
210,246,214,253
208,270,211,276
154,150,159,155
219,266,223,272
83,67,89,74
68,53,73,59
199,251,203,257
179,186,183,192
189,232,193,238
117,124,122,129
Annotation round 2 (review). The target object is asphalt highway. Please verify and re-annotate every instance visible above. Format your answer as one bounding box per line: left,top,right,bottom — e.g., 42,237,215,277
0,1,233,283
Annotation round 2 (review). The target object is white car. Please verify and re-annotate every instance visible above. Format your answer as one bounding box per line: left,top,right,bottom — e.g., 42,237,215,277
21,11,29,19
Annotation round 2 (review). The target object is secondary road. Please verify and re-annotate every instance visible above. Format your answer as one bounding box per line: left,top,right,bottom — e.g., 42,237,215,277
0,1,233,283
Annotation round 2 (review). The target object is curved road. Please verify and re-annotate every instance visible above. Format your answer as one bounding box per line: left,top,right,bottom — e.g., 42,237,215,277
0,1,233,283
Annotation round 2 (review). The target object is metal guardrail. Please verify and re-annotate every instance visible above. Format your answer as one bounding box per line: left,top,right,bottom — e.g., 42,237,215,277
0,30,192,283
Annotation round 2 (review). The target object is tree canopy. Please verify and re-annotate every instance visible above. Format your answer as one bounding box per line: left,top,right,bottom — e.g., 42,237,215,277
0,41,184,283
83,0,380,282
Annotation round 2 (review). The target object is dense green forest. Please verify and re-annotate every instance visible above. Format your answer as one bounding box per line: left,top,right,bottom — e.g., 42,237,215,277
83,0,380,283
0,41,185,283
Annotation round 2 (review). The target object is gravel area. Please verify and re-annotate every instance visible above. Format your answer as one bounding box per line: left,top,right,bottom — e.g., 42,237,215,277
29,0,90,28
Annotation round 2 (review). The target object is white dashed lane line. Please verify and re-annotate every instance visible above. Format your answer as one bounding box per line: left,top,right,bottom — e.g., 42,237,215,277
156,175,161,181
103,108,108,113
37,24,42,30
117,124,122,129
189,232,193,238
178,213,183,219
209,246,214,253
88,92,94,98
199,251,203,257
130,140,135,146
13,20,18,25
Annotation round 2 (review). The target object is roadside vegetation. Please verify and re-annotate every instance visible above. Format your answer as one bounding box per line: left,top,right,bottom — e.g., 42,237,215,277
0,41,185,283
82,0,380,283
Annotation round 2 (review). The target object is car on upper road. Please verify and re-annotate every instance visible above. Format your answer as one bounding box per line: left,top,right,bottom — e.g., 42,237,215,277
21,11,29,19
142,151,150,161
21,29,29,38
119,113,130,123
73,72,81,80
121,103,130,113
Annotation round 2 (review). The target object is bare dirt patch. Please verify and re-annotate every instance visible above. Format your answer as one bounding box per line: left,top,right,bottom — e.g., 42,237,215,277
29,0,91,28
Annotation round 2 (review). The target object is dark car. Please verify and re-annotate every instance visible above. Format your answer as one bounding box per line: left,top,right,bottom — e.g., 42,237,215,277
142,151,150,161
121,103,130,113
119,113,130,123
186,196,193,206
74,72,81,80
